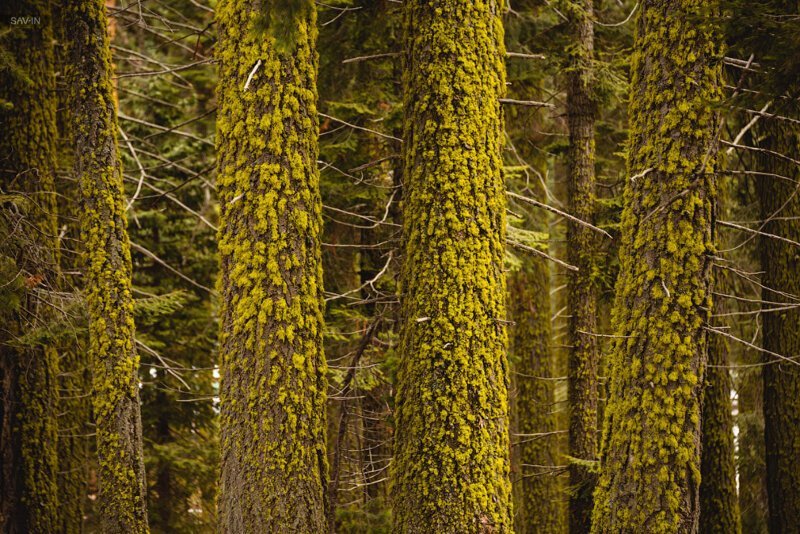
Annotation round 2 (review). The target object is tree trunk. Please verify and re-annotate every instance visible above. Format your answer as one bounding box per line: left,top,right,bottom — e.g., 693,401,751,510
65,1,149,531
591,1,721,532
737,364,768,533
699,298,740,534
0,1,61,531
510,260,564,534
756,120,800,533
215,0,328,531
392,1,512,531
565,2,599,532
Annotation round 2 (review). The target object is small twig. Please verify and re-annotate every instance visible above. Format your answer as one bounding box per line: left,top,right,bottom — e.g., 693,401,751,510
243,59,261,91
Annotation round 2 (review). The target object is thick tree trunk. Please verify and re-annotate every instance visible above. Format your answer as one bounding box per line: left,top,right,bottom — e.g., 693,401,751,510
215,1,328,531
757,121,800,533
65,1,148,532
0,1,61,531
510,261,564,534
591,1,721,532
565,2,599,532
392,1,512,531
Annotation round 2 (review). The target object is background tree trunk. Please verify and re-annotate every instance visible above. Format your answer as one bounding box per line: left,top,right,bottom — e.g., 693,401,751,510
756,120,800,533
699,296,741,533
510,260,564,534
564,2,599,532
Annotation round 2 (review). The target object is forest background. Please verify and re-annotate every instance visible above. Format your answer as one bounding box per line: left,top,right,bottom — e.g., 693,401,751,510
1,0,799,532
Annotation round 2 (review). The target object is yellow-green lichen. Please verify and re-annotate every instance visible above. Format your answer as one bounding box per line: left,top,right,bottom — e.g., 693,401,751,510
590,1,722,532
391,1,512,532
215,0,328,531
65,1,149,532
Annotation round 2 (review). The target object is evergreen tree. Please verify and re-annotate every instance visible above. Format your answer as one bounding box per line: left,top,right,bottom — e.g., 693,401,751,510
0,1,61,530
392,0,512,530
699,306,740,534
509,258,564,533
725,2,800,528
215,0,328,530
564,2,599,532
64,1,149,531
591,1,721,531
756,120,800,532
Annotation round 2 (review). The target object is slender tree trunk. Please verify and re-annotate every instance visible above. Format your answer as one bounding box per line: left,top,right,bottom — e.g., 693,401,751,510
699,297,741,533
756,120,800,533
510,260,564,534
216,0,328,531
392,1,511,531
56,347,90,534
737,364,769,534
0,1,61,531
591,1,721,532
564,2,599,532
65,1,148,531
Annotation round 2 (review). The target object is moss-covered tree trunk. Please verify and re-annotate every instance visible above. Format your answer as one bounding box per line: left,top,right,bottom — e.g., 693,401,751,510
699,298,740,534
392,1,511,531
756,121,800,532
510,260,564,534
564,2,599,532
53,15,91,532
215,1,328,531
65,1,148,531
0,1,61,531
591,1,721,532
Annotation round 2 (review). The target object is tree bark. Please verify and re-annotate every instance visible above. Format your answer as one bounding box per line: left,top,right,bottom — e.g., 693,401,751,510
565,2,599,532
756,120,800,534
216,0,328,531
65,1,149,531
510,261,564,534
0,1,61,531
591,1,721,532
392,1,512,531
699,297,741,534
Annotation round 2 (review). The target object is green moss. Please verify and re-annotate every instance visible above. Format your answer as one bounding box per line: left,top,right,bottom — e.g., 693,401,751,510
0,1,61,530
590,1,722,532
65,1,149,531
391,1,512,531
216,0,328,531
